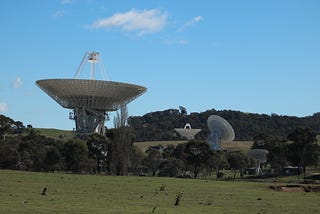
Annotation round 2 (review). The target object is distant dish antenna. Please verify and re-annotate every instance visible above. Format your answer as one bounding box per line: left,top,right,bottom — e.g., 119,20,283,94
174,123,201,140
207,115,235,150
248,149,269,175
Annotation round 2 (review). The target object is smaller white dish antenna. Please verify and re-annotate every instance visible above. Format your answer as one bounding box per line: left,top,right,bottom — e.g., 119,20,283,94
207,115,235,150
174,123,201,140
248,149,269,175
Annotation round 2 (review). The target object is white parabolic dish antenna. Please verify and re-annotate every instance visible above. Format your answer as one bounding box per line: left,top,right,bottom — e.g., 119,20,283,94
174,123,201,140
207,115,235,150
248,149,269,175
36,52,147,138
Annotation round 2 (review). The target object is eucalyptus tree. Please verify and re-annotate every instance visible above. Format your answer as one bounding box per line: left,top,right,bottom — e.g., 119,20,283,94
287,128,320,178
86,133,111,173
63,139,89,173
184,140,212,178
111,105,134,175
207,151,229,178
226,151,249,181
143,148,162,176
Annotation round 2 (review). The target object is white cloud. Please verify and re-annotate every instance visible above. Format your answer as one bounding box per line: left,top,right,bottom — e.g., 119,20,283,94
89,9,168,36
178,39,188,45
0,102,8,112
186,16,203,26
52,10,66,19
12,77,22,89
178,15,204,32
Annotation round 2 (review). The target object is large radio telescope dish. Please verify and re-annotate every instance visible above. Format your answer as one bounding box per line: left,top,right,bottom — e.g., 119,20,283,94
207,115,235,150
248,149,269,175
36,79,146,111
36,51,146,138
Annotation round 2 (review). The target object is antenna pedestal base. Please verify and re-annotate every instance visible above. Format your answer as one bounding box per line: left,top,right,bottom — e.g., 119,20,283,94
74,107,106,138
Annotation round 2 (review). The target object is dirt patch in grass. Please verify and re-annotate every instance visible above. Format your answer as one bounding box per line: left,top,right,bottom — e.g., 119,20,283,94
270,185,320,192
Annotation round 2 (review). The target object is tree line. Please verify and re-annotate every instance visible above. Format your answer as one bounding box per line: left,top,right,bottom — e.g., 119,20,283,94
128,107,320,141
0,110,138,175
1,111,319,178
141,127,320,179
1,125,318,179
0,128,129,174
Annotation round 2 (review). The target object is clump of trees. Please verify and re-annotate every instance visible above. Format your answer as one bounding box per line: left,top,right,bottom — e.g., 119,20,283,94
1,113,319,179
139,139,255,179
0,124,250,178
0,115,25,137
251,128,320,178
0,112,139,175
0,130,97,173
139,128,320,179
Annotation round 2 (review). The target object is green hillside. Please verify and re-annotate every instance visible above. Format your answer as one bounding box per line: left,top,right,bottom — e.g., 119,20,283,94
35,128,74,140
128,108,320,141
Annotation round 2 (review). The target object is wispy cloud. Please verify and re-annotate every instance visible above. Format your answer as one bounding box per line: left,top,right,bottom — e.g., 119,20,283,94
88,9,168,36
0,102,8,112
210,41,223,47
163,38,188,46
12,77,22,89
178,15,204,32
60,0,73,4
186,16,203,26
52,10,67,19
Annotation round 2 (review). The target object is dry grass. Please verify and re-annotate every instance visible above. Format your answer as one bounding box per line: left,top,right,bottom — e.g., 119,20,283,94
134,141,187,153
134,140,253,153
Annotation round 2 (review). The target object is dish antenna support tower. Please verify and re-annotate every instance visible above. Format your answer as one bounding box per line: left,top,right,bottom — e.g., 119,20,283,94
248,149,269,175
70,52,109,136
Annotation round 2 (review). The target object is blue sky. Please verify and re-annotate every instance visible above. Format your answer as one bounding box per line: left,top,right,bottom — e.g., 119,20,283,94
1,0,320,130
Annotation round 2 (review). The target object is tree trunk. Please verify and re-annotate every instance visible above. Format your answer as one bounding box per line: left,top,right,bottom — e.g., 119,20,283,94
194,167,199,179
297,164,301,180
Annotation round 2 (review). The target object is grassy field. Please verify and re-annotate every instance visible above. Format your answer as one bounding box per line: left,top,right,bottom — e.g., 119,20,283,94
35,128,74,140
1,170,319,213
134,140,253,153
